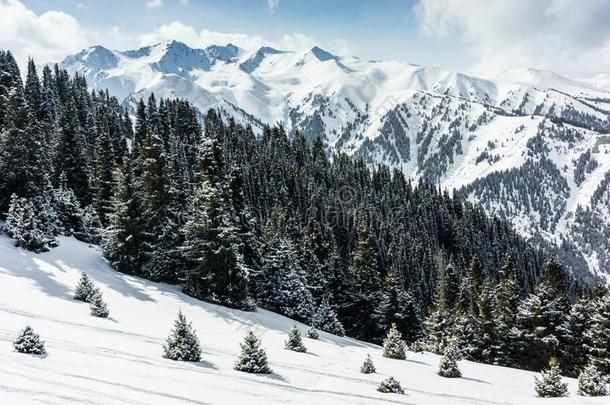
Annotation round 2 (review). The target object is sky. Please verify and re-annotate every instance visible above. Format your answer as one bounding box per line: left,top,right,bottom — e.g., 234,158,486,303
1,0,610,79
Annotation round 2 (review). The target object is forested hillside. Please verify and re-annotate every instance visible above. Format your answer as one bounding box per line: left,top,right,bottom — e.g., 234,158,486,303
1,49,608,379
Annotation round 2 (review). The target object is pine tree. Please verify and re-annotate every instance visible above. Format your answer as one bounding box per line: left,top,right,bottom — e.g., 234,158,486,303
74,272,96,302
512,258,569,371
438,339,462,378
564,298,594,376
183,123,252,310
360,354,376,374
234,330,272,374
375,265,423,344
494,257,520,365
89,289,109,318
54,94,91,203
103,161,146,275
377,377,404,394
257,237,313,321
534,357,568,397
306,326,319,340
312,297,345,336
346,211,381,340
4,193,58,253
467,255,482,317
585,295,610,375
475,277,497,363
163,311,202,362
425,262,460,354
13,326,46,355
284,323,307,353
578,363,608,397
0,57,47,211
382,323,406,360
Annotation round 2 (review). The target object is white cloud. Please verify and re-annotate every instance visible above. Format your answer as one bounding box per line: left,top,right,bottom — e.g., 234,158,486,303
413,0,610,78
145,0,163,9
267,0,279,14
179,0,189,5
0,0,88,68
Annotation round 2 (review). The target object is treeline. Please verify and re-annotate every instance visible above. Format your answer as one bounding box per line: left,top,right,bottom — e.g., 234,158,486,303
1,51,605,376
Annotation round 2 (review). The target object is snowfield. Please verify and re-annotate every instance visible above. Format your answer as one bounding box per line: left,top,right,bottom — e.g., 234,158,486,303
0,234,604,404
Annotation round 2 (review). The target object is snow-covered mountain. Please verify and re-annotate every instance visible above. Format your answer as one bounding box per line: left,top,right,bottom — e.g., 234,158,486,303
0,234,603,404
60,40,610,281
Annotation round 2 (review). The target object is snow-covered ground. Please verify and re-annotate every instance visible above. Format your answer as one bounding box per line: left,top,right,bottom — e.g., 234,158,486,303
0,234,604,404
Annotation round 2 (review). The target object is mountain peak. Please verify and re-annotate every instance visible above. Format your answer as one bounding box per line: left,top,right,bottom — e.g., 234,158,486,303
309,46,336,62
61,45,118,70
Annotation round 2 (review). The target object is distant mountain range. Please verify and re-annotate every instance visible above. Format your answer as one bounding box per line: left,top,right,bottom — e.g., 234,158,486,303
61,40,610,282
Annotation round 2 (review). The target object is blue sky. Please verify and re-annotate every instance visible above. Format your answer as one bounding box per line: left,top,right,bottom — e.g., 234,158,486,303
3,0,610,78
18,0,465,69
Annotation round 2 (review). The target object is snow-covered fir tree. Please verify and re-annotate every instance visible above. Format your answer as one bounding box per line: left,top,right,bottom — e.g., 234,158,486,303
89,289,109,318
182,111,253,310
382,323,406,360
4,193,58,253
425,262,460,354
284,323,307,353
306,325,319,340
534,357,568,397
13,326,46,355
163,310,201,362
377,376,404,394
74,272,96,302
360,354,376,374
578,363,608,397
345,211,381,340
257,237,313,322
312,297,345,336
585,295,610,375
512,257,569,371
375,265,423,344
438,339,462,378
103,160,146,275
234,330,271,374
493,256,520,365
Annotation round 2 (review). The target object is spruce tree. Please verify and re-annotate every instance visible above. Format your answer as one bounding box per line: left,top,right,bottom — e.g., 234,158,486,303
494,257,520,365
475,277,497,363
438,339,462,378
585,295,610,375
183,122,252,310
312,298,345,336
377,377,404,394
163,311,201,362
89,289,110,318
375,265,423,344
74,272,96,302
347,211,381,340
360,354,376,374
578,363,608,397
13,326,46,355
467,255,482,317
306,326,319,340
0,58,47,211
534,357,568,398
382,323,406,360
257,237,313,321
103,161,146,275
513,258,569,371
284,323,307,353
234,330,271,374
54,94,91,203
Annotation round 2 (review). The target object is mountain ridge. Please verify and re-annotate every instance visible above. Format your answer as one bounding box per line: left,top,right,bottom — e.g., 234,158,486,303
60,39,610,282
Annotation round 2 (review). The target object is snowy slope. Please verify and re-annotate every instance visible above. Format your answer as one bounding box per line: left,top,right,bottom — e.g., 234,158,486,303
60,40,610,279
0,234,604,405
